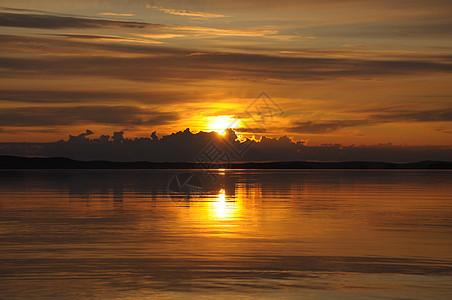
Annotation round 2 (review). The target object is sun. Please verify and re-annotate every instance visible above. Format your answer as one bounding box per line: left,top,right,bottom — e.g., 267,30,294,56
207,115,240,135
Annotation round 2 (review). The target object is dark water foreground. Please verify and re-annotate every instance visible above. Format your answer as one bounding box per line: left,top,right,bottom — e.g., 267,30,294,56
0,170,451,299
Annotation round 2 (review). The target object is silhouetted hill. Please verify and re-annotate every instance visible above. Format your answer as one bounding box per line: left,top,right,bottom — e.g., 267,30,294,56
0,156,451,169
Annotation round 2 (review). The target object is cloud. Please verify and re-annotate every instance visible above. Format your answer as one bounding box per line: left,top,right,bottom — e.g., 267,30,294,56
0,106,178,127
235,127,268,133
371,108,452,123
50,33,162,44
52,33,127,40
280,48,452,61
0,12,162,29
289,120,368,133
68,129,94,142
0,11,273,38
0,34,178,57
435,127,452,135
150,6,226,18
111,131,125,142
0,6,72,15
0,27,449,84
305,18,452,39
171,26,277,37
288,108,452,133
0,128,451,162
134,33,184,39
0,89,204,105
0,34,449,83
98,12,134,17
1,49,450,83
4,33,450,67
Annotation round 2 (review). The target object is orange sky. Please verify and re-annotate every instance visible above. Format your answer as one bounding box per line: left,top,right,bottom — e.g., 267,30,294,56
0,0,451,145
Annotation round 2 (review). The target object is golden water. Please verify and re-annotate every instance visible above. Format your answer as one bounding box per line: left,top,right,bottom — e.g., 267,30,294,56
1,170,451,299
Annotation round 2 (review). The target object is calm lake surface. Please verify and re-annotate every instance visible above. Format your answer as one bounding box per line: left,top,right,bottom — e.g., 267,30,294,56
0,169,451,299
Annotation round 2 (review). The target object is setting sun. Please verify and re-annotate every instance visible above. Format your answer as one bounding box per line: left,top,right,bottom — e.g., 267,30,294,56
207,115,240,135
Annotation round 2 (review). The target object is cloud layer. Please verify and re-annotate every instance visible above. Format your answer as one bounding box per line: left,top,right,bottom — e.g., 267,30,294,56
0,3,451,145
0,106,178,127
1,129,451,162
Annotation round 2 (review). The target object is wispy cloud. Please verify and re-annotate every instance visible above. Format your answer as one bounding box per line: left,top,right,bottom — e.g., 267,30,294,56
288,108,452,134
134,33,184,39
279,48,452,61
172,26,277,37
0,11,274,38
288,120,365,134
51,33,162,44
0,89,205,105
98,12,134,17
0,34,183,57
148,6,225,18
0,12,162,29
2,48,451,83
370,108,452,123
0,106,178,127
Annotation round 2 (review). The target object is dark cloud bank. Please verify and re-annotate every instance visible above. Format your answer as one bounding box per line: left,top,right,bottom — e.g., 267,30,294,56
0,12,162,30
0,129,451,162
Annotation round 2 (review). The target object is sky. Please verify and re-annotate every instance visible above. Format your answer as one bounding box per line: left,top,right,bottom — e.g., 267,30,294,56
0,0,451,147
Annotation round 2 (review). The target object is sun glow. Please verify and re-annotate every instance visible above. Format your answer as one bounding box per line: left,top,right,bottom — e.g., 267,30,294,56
207,115,240,135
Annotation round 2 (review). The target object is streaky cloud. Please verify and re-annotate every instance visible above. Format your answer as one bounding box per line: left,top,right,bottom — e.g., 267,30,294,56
0,12,162,29
150,6,226,18
0,89,204,105
1,51,450,82
0,106,178,127
98,12,134,17
289,108,452,133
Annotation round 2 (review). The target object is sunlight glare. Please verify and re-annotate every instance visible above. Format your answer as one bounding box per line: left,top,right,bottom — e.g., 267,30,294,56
207,115,240,135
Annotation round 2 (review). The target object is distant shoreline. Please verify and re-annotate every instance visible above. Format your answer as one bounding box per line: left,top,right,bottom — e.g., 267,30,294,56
1,155,451,169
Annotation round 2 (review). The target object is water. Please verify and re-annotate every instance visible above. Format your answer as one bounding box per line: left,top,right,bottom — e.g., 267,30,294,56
0,169,451,299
